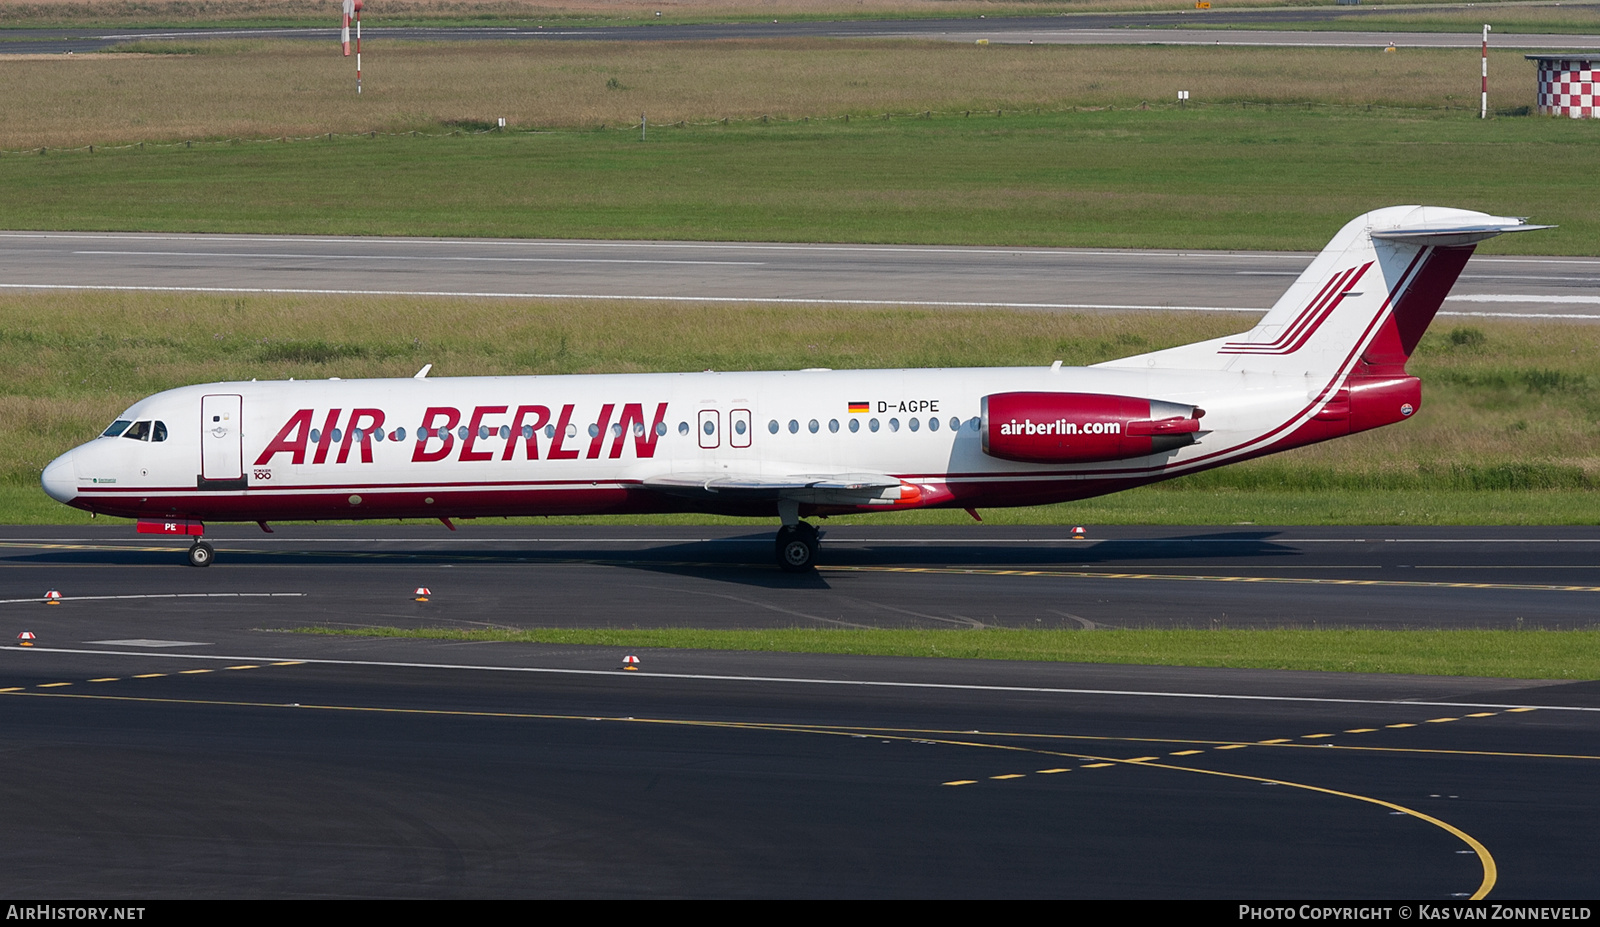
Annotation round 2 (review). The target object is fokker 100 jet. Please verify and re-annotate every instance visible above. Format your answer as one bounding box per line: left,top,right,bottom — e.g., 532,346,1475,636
42,206,1545,570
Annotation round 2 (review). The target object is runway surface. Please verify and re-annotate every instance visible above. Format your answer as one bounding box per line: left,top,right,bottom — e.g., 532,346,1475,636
3,231,1596,321
6,10,1600,53
2,524,1598,896
4,524,1599,631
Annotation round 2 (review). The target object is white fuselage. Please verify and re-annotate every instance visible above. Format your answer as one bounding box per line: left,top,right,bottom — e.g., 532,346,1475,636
43,364,1303,523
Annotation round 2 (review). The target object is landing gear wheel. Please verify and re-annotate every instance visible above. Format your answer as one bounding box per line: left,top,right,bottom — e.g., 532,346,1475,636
775,523,818,573
187,541,214,568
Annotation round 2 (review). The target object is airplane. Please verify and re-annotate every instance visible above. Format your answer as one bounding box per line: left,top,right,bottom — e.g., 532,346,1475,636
40,205,1547,571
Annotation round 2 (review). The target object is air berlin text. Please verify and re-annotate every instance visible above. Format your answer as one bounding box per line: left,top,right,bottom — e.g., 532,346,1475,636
253,403,669,466
998,419,1122,437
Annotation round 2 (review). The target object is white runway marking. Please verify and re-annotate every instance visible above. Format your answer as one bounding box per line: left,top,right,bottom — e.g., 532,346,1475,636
0,283,1261,313
0,592,305,605
73,250,767,266
6,645,1597,713
87,639,210,648
1447,295,1600,305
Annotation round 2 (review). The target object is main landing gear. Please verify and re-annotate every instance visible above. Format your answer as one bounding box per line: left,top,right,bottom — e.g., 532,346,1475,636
187,540,214,568
775,522,820,573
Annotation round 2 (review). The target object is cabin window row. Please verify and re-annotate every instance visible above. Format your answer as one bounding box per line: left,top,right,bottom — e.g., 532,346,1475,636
766,417,979,435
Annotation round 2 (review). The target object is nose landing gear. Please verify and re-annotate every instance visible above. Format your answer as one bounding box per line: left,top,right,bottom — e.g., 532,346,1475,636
187,540,214,568
775,522,819,573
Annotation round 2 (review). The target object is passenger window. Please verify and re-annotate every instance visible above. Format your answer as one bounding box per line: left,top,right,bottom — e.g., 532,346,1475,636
152,421,168,442
123,421,151,441
849,419,860,433
889,418,900,432
678,422,690,435
869,418,880,432
909,418,920,432
768,420,779,434
928,417,940,432
102,420,132,438
828,419,839,433
788,419,799,434
808,419,819,434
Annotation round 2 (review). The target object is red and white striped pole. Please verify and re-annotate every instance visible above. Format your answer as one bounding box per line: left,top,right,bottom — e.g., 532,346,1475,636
356,0,363,95
1481,24,1490,119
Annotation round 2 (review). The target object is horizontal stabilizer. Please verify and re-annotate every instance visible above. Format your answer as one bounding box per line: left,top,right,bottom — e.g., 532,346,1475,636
1371,218,1553,247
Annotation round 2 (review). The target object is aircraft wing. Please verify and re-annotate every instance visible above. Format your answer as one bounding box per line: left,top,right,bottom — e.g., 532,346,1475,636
643,472,905,506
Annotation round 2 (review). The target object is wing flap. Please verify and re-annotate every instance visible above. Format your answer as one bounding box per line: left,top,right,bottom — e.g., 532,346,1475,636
643,472,905,505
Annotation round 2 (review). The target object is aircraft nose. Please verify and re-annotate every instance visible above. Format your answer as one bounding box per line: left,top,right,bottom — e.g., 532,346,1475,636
41,450,78,504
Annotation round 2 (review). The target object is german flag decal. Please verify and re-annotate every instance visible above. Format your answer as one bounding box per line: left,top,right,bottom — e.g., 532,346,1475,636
848,401,870,414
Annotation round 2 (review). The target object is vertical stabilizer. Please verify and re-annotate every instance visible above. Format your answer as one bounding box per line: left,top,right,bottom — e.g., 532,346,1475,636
1102,206,1549,377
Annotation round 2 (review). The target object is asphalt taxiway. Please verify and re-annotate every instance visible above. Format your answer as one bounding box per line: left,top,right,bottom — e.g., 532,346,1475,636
6,10,1600,54
3,524,1598,632
2,524,1597,896
2,620,1598,897
2,231,1595,321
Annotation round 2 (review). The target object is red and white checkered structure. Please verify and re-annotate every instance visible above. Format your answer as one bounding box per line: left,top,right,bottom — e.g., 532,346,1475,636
1527,56,1597,118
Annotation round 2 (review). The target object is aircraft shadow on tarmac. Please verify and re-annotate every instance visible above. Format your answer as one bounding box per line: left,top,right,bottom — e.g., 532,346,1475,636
3,530,1301,590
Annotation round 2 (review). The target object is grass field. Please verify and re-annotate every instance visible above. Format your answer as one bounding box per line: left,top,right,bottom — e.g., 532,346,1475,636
0,107,1593,254
6,291,1597,524
297,626,1600,677
1,40,1561,148
3,41,1587,251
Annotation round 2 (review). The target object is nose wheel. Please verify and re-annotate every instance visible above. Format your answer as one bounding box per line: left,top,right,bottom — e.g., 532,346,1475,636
187,540,214,568
775,522,819,573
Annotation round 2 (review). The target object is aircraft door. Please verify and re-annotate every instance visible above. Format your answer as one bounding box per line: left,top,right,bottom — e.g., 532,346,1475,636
201,394,244,483
698,409,720,449
730,409,752,448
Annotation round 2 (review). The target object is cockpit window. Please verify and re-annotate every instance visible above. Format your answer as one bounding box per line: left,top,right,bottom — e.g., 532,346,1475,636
101,420,132,438
152,421,168,443
122,420,151,441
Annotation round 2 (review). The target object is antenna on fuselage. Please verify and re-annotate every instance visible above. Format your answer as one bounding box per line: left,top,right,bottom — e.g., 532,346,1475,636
414,364,432,379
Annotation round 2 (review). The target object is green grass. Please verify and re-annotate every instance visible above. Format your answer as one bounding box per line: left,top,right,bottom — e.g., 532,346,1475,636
294,626,1600,679
1,107,1592,253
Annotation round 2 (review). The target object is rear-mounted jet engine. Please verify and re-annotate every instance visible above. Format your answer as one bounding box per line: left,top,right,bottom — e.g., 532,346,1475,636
981,392,1204,464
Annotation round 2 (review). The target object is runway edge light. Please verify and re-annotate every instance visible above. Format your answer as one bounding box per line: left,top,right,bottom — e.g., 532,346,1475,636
622,655,640,671
17,631,36,646
43,590,61,605
413,587,431,601
1072,526,1086,539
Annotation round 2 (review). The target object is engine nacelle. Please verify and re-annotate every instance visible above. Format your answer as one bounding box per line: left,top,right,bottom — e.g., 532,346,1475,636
982,392,1204,464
